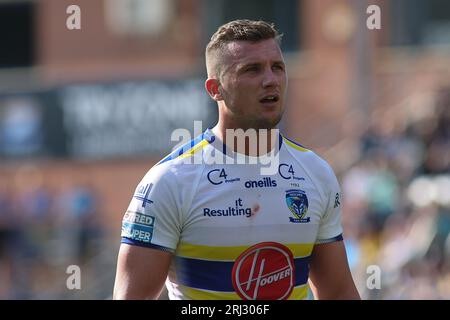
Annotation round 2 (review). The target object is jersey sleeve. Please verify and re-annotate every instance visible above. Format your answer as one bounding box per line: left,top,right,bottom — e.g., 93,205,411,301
315,166,344,244
121,164,181,253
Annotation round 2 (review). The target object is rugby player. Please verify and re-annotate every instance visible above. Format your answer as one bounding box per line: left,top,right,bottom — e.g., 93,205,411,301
113,19,360,300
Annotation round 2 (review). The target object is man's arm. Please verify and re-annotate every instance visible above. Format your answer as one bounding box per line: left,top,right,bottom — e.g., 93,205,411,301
113,244,173,300
308,240,360,300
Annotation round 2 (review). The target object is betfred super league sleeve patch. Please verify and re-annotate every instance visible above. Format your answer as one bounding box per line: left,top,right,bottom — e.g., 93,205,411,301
121,210,155,243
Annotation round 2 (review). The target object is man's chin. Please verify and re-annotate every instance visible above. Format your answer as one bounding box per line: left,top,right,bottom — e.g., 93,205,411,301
254,113,283,130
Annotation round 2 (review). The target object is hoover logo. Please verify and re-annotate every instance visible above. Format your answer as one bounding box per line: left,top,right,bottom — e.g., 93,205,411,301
285,189,310,223
244,177,277,189
232,242,295,300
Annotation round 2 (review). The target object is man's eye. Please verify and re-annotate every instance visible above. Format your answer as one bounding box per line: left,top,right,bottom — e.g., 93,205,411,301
273,65,284,71
245,66,259,72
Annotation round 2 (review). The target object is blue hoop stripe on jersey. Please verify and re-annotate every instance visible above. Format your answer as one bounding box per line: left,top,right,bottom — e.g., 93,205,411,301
316,233,344,244
121,237,174,253
175,255,311,292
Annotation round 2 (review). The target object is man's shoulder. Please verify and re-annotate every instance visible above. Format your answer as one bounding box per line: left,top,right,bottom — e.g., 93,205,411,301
281,134,337,182
155,133,210,167
142,134,211,184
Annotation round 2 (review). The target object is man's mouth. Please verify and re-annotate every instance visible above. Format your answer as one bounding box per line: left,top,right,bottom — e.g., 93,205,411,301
259,94,280,104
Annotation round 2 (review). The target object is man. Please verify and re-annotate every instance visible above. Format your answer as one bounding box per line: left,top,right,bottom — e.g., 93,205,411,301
113,19,360,300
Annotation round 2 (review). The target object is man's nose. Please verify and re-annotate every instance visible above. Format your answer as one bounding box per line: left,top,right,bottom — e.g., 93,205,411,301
262,67,278,88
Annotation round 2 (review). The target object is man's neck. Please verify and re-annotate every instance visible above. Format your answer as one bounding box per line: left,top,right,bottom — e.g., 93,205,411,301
211,123,279,157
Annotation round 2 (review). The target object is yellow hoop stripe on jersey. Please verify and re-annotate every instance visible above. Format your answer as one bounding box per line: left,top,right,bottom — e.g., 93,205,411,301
176,242,314,261
156,133,213,166
178,283,309,300
282,136,310,152
176,139,210,160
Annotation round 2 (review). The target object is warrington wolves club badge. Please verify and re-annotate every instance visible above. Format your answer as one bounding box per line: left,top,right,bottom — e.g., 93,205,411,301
285,189,310,223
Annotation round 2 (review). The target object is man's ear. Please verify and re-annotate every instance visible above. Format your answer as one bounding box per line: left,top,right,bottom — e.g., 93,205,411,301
205,78,223,101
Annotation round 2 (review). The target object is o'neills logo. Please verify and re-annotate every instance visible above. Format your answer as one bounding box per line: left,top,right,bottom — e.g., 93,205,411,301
244,177,277,189
232,242,295,300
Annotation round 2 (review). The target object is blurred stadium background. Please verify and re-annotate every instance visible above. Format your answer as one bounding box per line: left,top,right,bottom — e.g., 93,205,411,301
0,0,449,299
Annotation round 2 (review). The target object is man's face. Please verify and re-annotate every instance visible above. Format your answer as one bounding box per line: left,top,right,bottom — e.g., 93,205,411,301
217,39,287,130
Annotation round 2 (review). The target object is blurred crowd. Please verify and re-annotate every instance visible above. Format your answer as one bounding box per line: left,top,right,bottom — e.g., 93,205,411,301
0,87,449,299
0,166,105,299
341,87,450,299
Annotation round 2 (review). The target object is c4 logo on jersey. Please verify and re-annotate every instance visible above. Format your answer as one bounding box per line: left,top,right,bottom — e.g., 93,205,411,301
207,168,240,185
278,163,305,181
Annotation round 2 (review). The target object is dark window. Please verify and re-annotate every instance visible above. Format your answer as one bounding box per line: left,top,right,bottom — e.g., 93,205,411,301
390,0,450,46
0,1,35,68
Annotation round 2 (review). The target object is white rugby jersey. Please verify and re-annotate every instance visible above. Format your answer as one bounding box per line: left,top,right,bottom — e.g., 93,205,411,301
121,129,343,300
